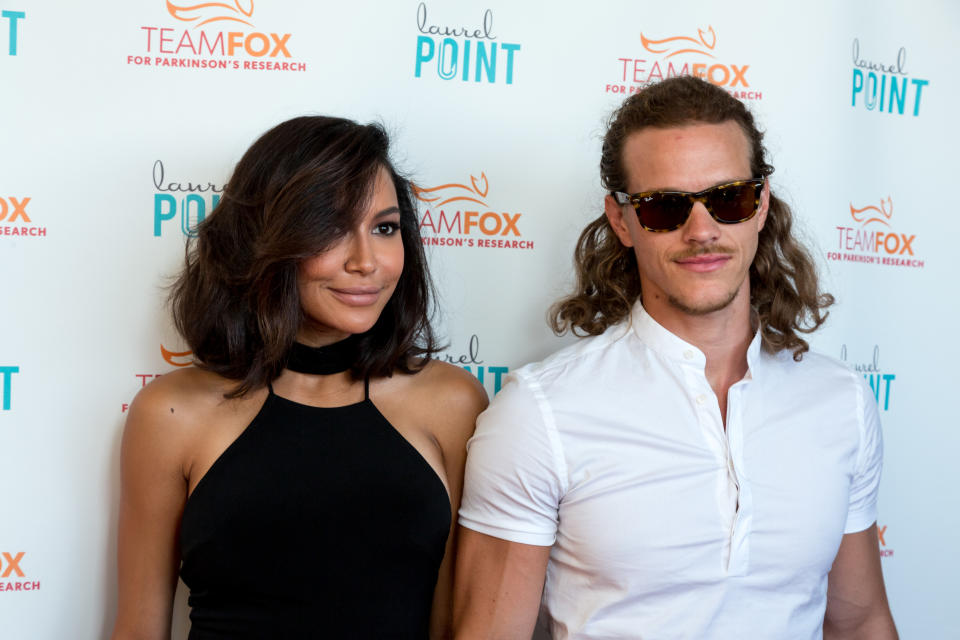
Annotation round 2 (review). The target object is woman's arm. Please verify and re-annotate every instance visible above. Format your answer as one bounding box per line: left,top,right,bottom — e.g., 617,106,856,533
422,364,489,640
111,380,191,640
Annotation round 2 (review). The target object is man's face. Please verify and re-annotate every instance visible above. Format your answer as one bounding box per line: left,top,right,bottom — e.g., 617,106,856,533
604,121,769,320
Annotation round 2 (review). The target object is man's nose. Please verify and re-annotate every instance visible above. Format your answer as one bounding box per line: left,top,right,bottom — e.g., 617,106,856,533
680,200,721,244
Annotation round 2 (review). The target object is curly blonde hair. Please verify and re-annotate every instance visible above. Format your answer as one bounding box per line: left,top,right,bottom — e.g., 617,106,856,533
550,77,833,360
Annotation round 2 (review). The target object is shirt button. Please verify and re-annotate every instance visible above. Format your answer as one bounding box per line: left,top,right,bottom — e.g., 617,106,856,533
696,394,706,405
683,349,695,360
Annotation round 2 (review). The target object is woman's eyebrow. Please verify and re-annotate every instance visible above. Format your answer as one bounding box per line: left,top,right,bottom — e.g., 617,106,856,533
374,206,401,218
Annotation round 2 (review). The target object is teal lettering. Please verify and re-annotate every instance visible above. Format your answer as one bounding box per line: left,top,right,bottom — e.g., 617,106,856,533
865,72,878,110
865,373,895,410
852,68,864,106
463,365,509,394
878,74,886,112
464,365,484,387
488,366,508,394
462,40,471,81
438,37,457,80
501,43,520,85
476,41,495,82
888,76,907,114
0,365,18,411
414,35,434,77
867,374,880,402
911,78,929,116
181,194,217,237
2,10,25,56
153,194,176,236
881,373,895,410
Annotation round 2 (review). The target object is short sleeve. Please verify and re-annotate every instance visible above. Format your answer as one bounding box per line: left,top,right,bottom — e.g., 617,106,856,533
845,375,884,533
458,372,566,547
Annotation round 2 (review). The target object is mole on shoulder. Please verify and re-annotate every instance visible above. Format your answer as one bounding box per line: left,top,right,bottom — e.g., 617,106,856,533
170,407,175,413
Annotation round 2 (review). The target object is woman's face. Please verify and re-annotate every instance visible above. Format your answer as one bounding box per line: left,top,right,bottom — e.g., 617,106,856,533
296,167,405,346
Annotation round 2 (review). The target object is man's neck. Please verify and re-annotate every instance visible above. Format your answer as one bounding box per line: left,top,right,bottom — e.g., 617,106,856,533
642,289,755,423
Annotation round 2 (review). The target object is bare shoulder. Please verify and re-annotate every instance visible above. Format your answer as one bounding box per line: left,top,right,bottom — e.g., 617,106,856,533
415,359,489,416
123,367,257,460
386,359,488,446
128,367,231,425
414,360,490,424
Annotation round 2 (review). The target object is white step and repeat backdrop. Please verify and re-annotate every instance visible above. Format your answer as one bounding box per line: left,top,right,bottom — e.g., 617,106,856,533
2,0,957,638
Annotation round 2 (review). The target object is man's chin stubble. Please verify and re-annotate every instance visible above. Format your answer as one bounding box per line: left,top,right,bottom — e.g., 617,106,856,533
666,287,741,316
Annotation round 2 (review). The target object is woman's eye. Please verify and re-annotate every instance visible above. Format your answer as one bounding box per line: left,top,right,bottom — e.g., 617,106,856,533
373,222,401,236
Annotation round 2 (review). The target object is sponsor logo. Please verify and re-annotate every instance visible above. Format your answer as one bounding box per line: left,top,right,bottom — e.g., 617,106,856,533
851,39,929,116
153,160,224,237
414,3,521,85
439,334,508,395
839,345,895,411
826,196,923,269
0,197,45,238
0,552,39,592
161,345,193,367
0,365,17,411
128,1,306,72
607,26,761,100
122,345,192,413
878,524,893,558
414,173,533,250
2,9,24,55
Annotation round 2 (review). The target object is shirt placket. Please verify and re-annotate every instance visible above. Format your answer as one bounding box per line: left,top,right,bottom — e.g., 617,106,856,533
724,378,752,576
679,358,732,570
684,358,750,575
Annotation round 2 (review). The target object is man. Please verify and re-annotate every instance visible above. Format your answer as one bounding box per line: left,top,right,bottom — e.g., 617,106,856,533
454,76,897,639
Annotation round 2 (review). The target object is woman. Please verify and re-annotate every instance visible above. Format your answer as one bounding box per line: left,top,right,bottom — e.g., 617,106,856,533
111,116,488,639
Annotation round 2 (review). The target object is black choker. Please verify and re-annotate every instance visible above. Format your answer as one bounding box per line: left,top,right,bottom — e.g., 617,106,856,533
285,335,359,375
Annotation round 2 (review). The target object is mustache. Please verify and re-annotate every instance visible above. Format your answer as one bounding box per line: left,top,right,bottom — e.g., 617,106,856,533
670,246,736,261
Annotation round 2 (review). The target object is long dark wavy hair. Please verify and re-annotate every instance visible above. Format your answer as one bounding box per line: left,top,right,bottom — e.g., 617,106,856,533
550,76,833,360
170,116,439,397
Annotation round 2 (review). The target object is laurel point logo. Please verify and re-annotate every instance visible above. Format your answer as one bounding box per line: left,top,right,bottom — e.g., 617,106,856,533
413,173,489,208
161,345,193,367
850,197,893,227
166,0,254,29
641,26,716,59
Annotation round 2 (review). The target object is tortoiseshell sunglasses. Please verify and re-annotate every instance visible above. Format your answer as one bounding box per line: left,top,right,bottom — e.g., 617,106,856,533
612,178,764,232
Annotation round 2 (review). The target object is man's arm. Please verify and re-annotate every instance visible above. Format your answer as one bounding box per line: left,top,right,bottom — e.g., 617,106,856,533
823,523,897,640
453,372,562,639
453,528,551,640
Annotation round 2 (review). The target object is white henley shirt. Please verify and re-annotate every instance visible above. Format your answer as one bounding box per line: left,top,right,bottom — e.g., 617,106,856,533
459,304,883,639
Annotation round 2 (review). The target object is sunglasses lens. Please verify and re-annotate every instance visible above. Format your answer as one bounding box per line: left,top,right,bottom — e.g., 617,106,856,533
708,183,759,223
636,193,690,231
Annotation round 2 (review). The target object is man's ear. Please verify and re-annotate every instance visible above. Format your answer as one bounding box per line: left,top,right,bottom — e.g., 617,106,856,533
604,194,635,248
756,179,770,232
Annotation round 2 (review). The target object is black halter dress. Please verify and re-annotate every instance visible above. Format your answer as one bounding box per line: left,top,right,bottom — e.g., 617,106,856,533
179,339,451,639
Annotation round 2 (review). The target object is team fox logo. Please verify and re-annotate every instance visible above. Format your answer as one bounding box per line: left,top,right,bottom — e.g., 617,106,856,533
413,173,489,208
641,26,717,58
161,345,193,367
850,197,893,226
166,0,255,28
